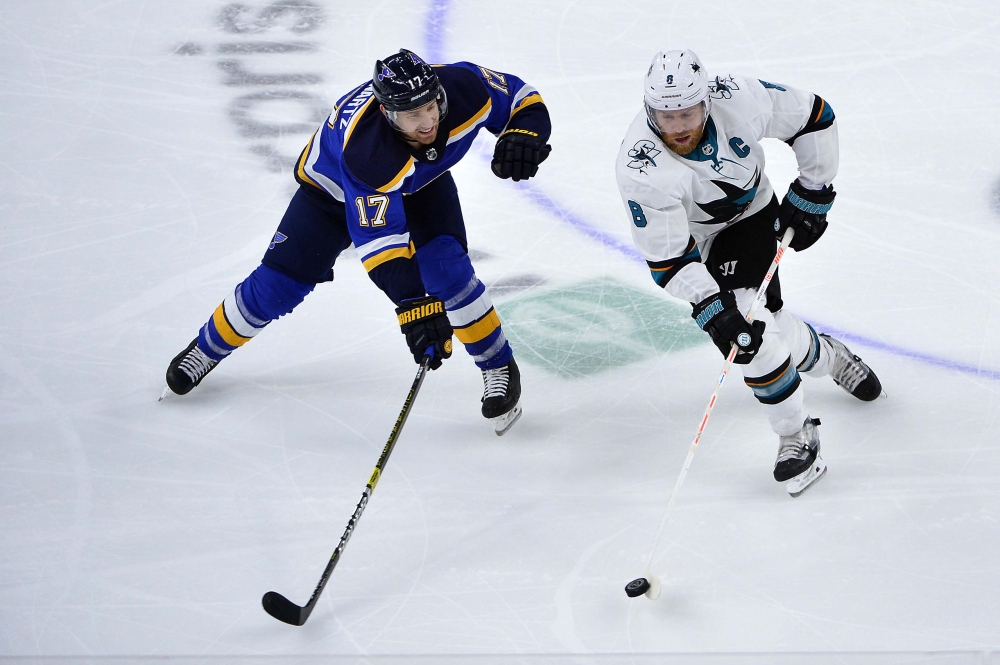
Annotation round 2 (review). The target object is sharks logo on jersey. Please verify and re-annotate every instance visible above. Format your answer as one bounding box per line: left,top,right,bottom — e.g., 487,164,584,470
627,140,661,173
709,75,740,100
695,167,762,224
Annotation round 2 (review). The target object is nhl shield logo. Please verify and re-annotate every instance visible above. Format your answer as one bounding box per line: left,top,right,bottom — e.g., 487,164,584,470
701,144,715,156
425,148,438,161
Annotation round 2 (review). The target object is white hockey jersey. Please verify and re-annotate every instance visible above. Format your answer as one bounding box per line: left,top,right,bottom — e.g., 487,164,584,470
615,75,838,304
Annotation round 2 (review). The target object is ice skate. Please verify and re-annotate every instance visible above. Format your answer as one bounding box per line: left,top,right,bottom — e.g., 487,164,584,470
774,417,826,496
820,334,882,401
481,358,522,436
163,338,218,398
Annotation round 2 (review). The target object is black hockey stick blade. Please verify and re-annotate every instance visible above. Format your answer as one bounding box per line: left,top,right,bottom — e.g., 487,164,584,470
262,591,311,626
624,577,651,598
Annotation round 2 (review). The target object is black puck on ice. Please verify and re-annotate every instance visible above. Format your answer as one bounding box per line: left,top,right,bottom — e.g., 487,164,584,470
625,577,651,598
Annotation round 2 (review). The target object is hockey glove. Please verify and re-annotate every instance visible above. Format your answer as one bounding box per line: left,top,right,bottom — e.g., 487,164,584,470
777,180,836,252
491,129,551,182
691,291,765,365
396,296,453,370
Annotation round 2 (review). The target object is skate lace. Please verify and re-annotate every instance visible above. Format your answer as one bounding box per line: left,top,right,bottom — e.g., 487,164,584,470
777,424,818,463
482,367,509,400
178,346,216,382
831,343,868,392
776,436,807,464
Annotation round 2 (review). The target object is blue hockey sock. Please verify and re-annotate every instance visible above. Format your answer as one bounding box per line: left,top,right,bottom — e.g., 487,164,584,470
416,236,512,369
198,264,314,361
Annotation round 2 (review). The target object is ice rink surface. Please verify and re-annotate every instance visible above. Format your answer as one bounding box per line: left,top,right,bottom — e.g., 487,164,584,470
3,0,1000,659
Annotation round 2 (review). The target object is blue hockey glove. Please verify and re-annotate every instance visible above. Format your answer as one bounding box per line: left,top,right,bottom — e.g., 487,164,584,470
777,180,836,251
692,291,765,365
396,296,453,370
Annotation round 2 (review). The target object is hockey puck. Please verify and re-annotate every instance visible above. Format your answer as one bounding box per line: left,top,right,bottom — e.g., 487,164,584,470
624,577,651,598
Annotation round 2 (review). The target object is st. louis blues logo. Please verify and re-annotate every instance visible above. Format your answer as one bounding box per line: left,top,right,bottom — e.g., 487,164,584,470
409,52,426,65
377,65,396,82
268,232,288,250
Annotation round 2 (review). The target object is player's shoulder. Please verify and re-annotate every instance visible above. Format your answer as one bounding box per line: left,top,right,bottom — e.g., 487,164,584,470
708,74,772,123
433,63,494,135
617,113,684,175
616,112,688,204
337,86,414,193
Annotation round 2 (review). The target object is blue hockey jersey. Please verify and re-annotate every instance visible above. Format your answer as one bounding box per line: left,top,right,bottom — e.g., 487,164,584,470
292,61,550,298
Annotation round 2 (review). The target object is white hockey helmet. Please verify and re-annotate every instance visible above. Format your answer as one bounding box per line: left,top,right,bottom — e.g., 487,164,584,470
644,50,711,132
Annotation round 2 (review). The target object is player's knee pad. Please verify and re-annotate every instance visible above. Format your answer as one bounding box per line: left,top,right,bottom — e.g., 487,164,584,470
415,235,475,299
241,263,315,321
415,235,512,369
742,344,802,409
773,309,825,375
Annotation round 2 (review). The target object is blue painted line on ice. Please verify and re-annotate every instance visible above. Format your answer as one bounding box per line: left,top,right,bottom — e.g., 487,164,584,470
422,0,1000,382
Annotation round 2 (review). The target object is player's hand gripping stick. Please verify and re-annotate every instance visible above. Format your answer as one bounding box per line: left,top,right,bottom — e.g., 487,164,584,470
396,296,453,370
625,227,795,600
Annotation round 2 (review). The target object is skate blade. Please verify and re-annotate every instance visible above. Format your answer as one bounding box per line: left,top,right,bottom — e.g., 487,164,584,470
158,386,171,402
787,456,827,497
491,404,522,436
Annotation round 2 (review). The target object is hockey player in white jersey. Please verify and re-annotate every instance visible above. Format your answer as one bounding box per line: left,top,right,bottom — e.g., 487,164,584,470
616,49,882,495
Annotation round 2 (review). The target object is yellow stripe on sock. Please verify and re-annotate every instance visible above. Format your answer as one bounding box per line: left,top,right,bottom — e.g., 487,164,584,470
454,309,501,344
212,304,251,347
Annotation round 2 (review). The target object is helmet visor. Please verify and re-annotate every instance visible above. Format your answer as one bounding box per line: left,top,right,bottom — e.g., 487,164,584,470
384,88,448,132
646,99,707,136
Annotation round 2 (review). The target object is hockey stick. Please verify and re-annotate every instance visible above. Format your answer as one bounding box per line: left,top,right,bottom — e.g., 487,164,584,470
625,227,795,600
262,354,433,625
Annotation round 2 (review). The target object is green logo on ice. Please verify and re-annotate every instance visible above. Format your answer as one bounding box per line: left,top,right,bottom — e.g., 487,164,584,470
495,278,707,378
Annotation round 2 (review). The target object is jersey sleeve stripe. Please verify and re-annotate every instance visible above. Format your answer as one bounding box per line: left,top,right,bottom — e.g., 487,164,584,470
453,308,501,344
510,84,539,107
509,92,544,118
342,96,376,148
361,242,416,271
785,95,836,146
376,157,415,193
355,232,411,257
300,132,345,201
295,131,322,190
646,237,701,287
447,99,492,145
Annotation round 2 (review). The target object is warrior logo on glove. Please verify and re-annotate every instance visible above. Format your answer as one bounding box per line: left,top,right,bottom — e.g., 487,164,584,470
691,291,765,364
396,296,453,370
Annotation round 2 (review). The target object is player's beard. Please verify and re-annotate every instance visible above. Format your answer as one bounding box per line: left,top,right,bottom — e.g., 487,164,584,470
662,126,704,155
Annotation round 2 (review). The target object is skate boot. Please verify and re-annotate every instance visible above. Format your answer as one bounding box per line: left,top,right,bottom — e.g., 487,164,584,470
820,333,882,401
163,338,218,398
774,417,827,497
481,358,522,436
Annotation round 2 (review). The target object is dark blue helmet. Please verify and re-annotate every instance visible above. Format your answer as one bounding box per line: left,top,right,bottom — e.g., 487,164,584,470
372,49,448,124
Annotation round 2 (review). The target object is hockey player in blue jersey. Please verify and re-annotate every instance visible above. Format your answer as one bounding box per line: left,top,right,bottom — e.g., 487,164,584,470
163,49,551,435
